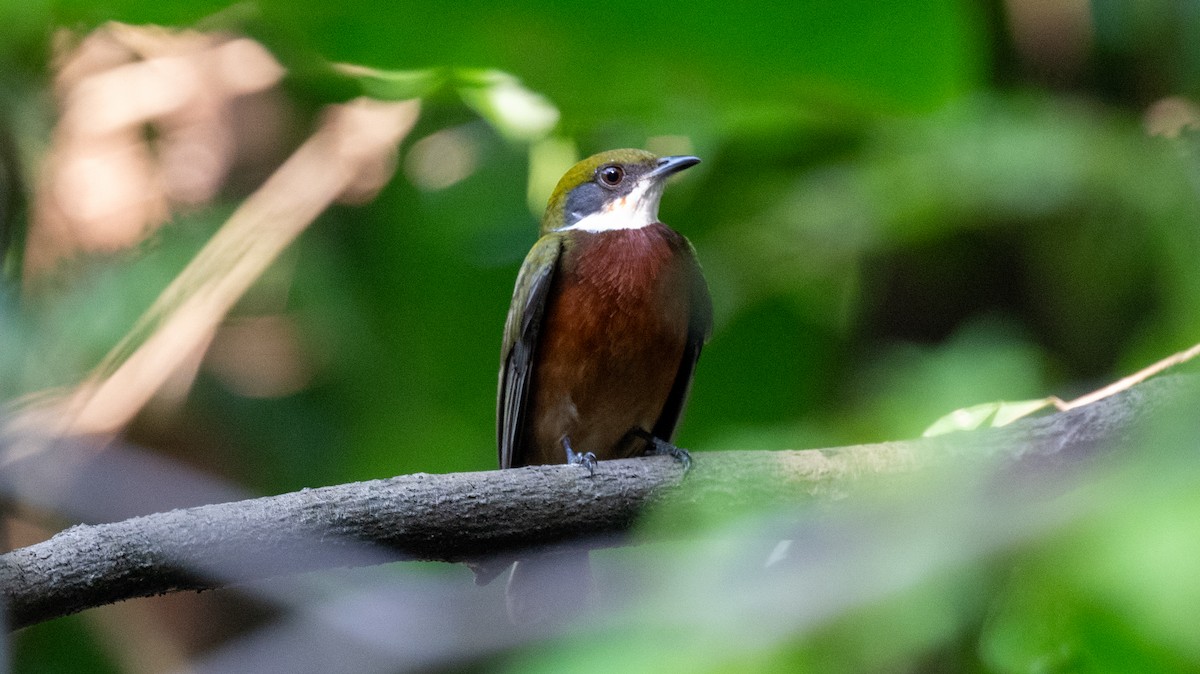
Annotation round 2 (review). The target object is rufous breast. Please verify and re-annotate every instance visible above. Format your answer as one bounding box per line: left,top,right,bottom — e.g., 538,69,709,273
523,223,696,465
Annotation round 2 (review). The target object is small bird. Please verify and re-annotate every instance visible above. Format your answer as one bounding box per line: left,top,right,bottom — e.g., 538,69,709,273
496,149,712,623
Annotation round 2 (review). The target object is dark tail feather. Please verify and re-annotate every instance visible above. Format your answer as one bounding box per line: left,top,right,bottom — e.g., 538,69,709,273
505,549,593,625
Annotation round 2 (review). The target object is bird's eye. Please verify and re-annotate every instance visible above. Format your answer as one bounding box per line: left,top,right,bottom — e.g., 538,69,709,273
598,165,625,187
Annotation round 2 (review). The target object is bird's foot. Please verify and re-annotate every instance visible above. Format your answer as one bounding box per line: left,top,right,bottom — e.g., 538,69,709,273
562,437,597,477
635,431,692,472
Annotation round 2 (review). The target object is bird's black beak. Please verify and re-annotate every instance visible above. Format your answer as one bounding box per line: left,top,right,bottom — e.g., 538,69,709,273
647,155,701,180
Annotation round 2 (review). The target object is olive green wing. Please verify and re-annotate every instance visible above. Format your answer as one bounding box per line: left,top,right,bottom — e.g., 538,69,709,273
652,247,712,442
497,235,563,469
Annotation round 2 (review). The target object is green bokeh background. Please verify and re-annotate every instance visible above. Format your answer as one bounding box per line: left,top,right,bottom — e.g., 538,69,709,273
4,0,1200,671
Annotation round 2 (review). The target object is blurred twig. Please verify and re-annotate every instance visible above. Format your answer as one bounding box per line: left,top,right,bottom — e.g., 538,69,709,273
26,25,288,280
1052,341,1200,411
926,342,1200,436
12,97,419,437
0,375,1189,631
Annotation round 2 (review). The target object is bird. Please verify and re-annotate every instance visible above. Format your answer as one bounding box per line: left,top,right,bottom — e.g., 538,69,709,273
496,148,712,623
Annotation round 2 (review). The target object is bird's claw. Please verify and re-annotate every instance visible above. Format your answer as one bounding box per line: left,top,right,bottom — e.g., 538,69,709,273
644,436,692,473
563,437,597,476
568,450,597,476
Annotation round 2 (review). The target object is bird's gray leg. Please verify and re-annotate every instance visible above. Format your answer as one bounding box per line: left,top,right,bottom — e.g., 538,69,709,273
630,428,692,472
562,436,596,476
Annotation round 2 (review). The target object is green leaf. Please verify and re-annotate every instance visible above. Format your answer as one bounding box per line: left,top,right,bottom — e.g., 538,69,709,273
332,64,448,101
456,69,560,142
922,398,1057,437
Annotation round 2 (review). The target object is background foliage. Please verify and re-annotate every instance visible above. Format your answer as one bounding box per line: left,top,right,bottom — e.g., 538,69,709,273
3,0,1200,671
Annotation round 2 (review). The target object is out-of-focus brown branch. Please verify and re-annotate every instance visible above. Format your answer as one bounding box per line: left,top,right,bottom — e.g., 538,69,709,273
13,96,419,438
28,24,288,277
13,24,420,443
0,375,1189,631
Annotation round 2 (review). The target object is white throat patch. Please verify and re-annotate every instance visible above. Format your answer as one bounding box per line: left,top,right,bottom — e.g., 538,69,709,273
558,181,664,232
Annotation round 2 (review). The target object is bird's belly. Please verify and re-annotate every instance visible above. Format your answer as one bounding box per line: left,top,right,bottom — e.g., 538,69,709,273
526,274,690,465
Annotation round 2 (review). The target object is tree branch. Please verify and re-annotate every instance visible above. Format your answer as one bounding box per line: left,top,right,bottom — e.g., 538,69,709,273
0,376,1191,630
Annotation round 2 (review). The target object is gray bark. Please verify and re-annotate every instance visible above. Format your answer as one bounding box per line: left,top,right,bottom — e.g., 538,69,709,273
0,375,1191,630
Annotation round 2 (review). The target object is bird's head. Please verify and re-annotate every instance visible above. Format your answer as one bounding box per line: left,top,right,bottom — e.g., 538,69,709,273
540,149,700,235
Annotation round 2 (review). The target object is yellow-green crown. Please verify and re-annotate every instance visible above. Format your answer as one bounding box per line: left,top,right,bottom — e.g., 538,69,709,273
540,149,659,234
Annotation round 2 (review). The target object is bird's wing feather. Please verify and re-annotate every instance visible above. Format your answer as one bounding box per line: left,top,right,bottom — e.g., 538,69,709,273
497,235,562,469
653,245,713,442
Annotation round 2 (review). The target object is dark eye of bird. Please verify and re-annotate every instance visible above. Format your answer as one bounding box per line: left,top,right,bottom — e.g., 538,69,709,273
598,165,624,187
